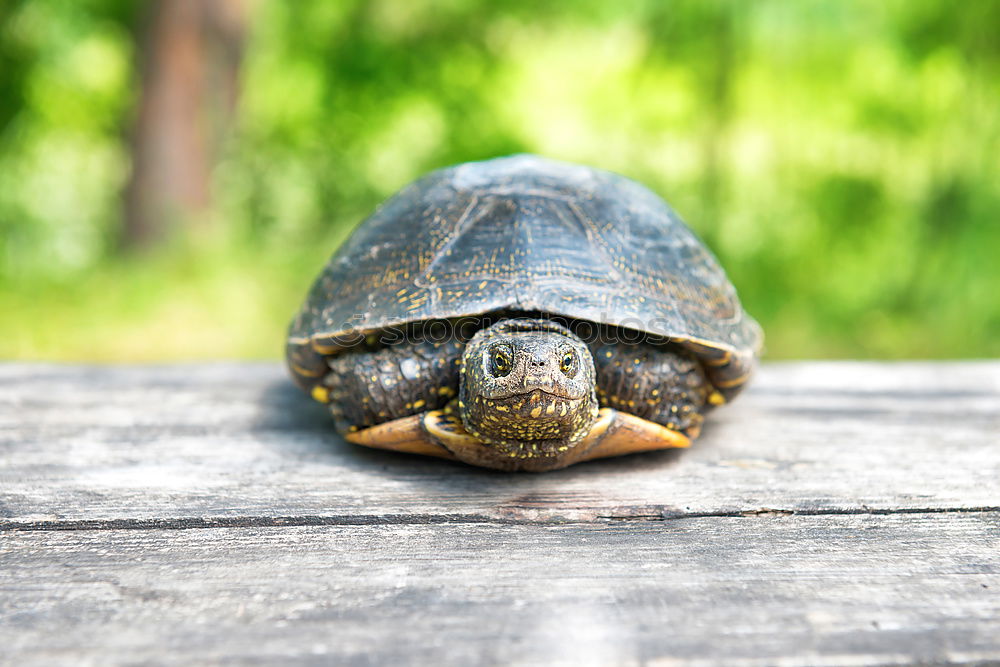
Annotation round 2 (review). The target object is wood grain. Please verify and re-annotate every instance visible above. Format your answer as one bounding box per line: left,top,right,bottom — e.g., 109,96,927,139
1,362,997,524
1,362,999,664
2,515,999,665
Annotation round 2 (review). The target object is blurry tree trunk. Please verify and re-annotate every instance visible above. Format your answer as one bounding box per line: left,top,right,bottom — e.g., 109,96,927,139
123,0,247,250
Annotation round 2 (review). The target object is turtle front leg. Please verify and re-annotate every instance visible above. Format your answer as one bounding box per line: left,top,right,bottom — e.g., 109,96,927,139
345,411,460,461
590,340,713,438
320,336,464,435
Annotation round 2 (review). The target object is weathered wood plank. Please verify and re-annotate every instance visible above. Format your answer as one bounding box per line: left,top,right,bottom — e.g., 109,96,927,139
2,513,999,666
2,363,1000,664
1,362,998,524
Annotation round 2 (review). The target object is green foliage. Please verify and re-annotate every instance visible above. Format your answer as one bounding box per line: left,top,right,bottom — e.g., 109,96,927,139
1,0,998,359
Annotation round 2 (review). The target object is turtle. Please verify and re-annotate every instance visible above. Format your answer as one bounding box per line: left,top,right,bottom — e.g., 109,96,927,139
287,155,762,472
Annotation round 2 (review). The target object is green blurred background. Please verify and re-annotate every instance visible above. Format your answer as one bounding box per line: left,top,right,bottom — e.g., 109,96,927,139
1,0,998,361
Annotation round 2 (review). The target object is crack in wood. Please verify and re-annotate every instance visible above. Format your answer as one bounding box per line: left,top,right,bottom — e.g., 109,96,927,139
3,506,999,532
657,506,1000,520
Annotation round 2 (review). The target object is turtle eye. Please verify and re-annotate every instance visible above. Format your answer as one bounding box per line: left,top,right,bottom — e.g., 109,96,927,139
489,344,513,377
560,350,576,376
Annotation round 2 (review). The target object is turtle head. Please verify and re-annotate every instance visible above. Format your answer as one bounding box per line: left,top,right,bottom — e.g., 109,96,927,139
459,319,599,459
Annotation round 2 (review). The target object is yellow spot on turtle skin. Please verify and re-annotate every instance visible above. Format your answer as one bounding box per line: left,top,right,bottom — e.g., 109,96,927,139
670,405,678,413
709,391,726,406
458,400,465,409
478,280,488,289
412,399,426,409
371,376,378,383
513,401,524,411
495,405,510,412
558,403,567,416
604,350,613,358
437,386,455,396
348,425,359,432
311,386,330,403
530,406,543,418
558,446,568,452
651,389,660,397
405,402,412,410
545,403,556,415
633,359,641,365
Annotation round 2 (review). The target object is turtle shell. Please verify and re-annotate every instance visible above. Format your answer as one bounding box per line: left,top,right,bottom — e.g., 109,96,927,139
287,155,762,399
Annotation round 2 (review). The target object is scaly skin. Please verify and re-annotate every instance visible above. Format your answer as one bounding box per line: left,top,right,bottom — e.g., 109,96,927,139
458,319,599,459
321,318,713,467
591,340,710,438
322,335,465,434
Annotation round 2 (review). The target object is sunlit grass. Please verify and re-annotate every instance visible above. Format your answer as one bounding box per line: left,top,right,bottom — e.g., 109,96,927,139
1,236,338,361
